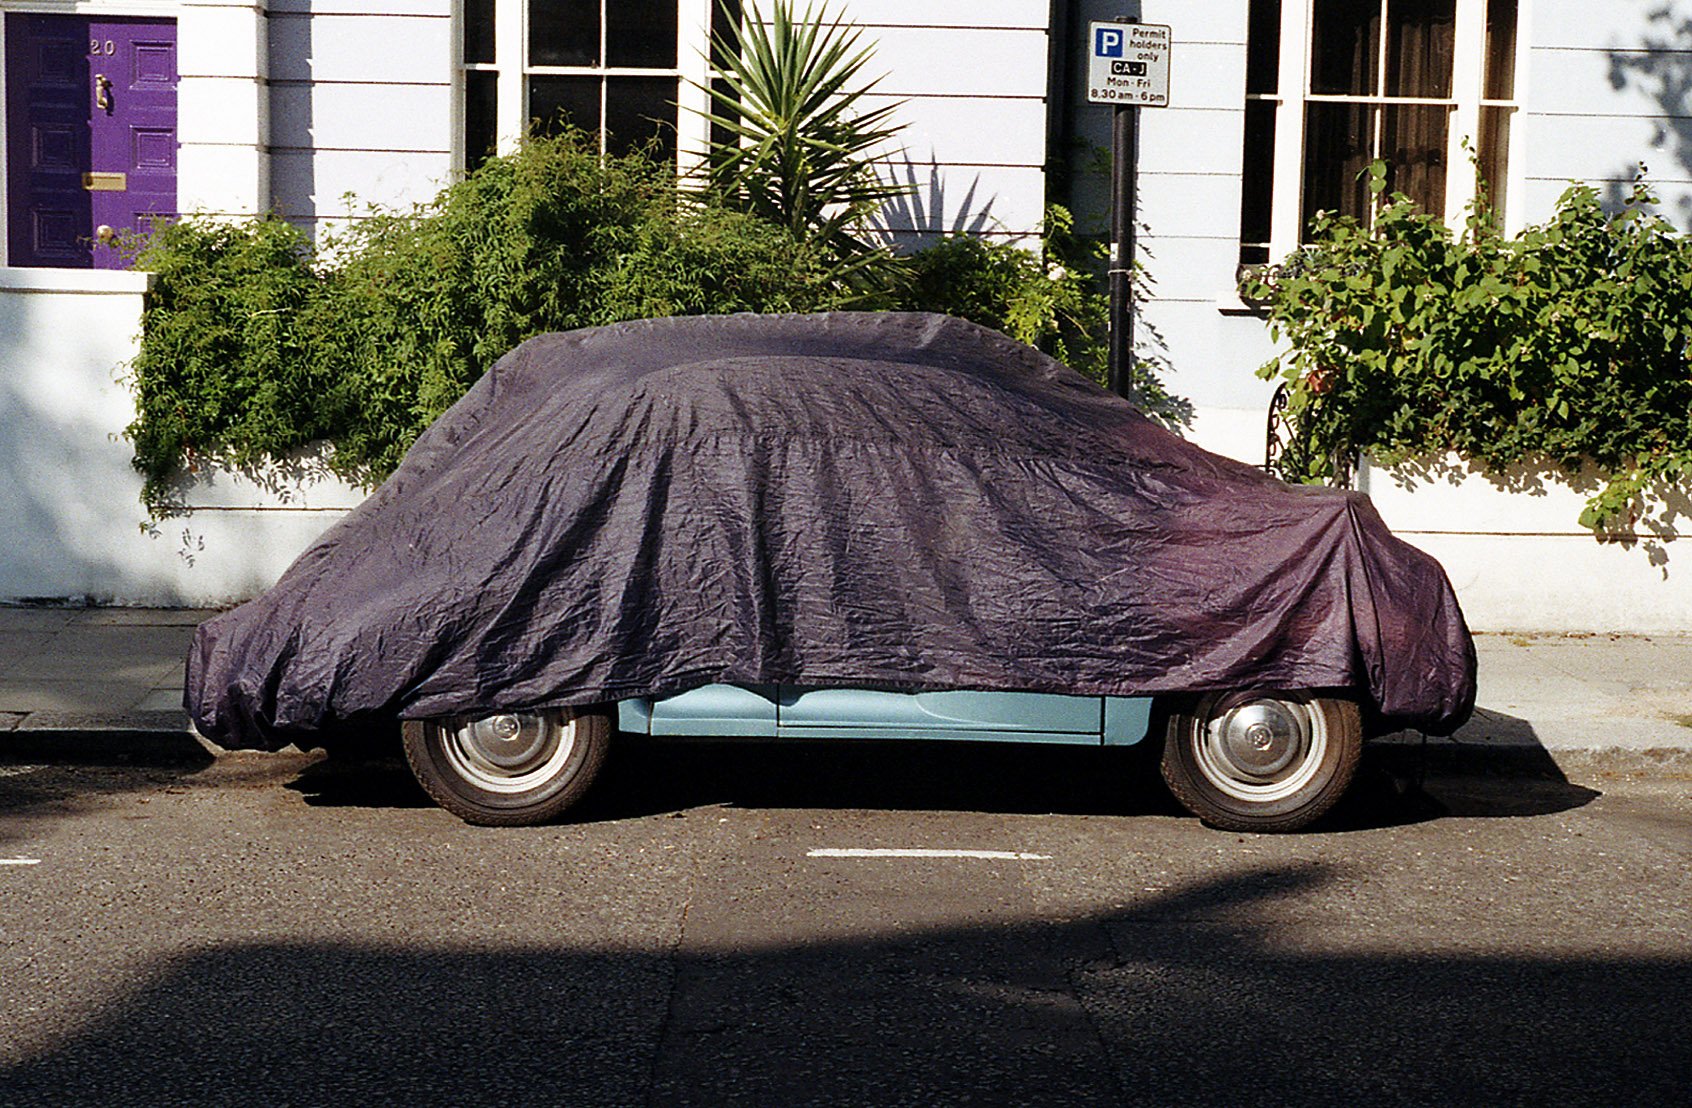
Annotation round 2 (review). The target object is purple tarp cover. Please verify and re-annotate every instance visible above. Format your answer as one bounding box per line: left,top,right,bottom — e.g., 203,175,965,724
186,312,1476,748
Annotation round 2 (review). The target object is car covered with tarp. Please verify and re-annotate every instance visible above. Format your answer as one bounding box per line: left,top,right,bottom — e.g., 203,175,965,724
186,312,1476,831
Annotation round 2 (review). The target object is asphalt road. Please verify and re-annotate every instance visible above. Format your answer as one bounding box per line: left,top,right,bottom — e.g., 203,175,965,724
2,740,1689,1107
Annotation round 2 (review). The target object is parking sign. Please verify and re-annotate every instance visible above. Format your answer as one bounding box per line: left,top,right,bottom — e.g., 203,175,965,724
1086,22,1171,107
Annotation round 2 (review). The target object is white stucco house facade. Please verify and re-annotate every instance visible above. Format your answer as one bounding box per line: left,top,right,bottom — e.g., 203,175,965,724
0,0,1688,629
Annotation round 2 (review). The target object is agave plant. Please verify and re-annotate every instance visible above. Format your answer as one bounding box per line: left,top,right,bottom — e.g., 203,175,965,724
692,0,908,273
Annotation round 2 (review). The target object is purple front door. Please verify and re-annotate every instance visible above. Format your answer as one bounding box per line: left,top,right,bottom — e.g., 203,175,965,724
5,14,177,269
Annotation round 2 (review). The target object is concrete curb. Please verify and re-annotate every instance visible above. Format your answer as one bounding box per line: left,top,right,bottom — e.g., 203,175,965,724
2,709,189,733
1371,735,1692,780
0,729,214,765
0,709,215,763
4,719,1688,779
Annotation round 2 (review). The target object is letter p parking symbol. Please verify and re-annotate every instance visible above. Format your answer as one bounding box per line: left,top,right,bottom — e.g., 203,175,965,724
1095,27,1124,57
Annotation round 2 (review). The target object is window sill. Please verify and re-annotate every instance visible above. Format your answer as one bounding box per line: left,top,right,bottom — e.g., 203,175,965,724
1214,295,1268,317
0,267,155,294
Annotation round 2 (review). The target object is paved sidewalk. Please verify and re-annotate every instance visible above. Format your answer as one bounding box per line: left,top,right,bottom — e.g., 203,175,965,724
0,607,211,760
1,605,1690,774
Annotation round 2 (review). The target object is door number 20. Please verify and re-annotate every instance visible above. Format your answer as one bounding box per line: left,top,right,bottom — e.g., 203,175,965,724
90,39,115,55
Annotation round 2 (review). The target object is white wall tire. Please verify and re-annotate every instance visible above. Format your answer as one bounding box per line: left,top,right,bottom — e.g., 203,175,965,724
402,707,609,826
1160,692,1362,833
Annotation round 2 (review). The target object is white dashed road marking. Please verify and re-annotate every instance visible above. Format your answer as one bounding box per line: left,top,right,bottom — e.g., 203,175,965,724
807,848,1051,861
1,858,42,866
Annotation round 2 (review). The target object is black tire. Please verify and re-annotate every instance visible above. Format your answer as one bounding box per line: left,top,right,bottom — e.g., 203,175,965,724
1160,691,1362,833
402,706,610,826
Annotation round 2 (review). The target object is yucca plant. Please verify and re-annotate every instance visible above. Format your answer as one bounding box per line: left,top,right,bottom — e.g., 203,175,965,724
691,0,908,276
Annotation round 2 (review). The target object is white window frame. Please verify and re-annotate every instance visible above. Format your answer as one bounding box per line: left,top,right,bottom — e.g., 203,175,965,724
456,0,712,175
1253,0,1529,265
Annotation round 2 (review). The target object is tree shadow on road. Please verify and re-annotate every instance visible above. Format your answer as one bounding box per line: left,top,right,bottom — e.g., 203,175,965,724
0,864,1684,1105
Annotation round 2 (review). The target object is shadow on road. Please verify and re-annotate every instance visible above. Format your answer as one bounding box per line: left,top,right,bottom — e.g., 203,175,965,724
1,864,1683,1104
0,753,216,850
284,732,1600,832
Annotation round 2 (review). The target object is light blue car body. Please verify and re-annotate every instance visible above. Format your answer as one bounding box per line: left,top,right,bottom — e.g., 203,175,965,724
617,684,1155,747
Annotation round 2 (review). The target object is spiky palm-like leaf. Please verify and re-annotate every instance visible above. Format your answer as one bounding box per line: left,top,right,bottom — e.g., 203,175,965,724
691,1,907,265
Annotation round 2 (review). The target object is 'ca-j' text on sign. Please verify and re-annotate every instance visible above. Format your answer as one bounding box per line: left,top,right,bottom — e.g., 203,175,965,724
1086,22,1171,107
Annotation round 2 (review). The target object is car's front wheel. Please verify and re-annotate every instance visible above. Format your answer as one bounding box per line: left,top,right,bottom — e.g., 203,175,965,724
402,706,610,826
1160,691,1361,833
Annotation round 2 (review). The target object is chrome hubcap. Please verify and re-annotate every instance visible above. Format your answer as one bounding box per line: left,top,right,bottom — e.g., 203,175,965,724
1194,694,1326,803
437,709,578,795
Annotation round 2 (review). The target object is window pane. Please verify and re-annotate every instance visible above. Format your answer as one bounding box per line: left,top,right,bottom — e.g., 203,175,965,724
1239,100,1277,252
1485,0,1518,99
709,0,743,152
609,0,678,68
1382,103,1448,214
712,0,743,54
1311,0,1380,95
464,0,496,65
1303,101,1373,235
1246,0,1282,95
1385,0,1454,98
604,75,678,160
1477,104,1511,216
529,74,600,137
465,69,499,171
530,2,598,67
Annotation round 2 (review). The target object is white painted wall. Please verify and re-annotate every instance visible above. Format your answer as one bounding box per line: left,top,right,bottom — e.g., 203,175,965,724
265,0,456,236
178,0,270,216
1360,458,1692,633
255,1,1049,243
850,0,1051,243
0,268,361,606
1519,0,1692,222
2,0,1688,626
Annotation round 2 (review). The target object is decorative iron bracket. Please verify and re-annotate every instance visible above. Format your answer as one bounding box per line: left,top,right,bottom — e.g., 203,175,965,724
1264,381,1291,476
1263,381,1356,488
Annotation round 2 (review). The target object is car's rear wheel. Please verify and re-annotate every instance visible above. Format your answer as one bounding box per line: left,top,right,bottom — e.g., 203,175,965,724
402,706,610,826
1160,691,1361,833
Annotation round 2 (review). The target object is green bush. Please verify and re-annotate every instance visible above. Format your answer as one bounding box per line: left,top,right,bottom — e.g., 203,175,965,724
126,133,850,509
126,135,1187,515
1245,167,1692,533
897,206,1190,427
124,214,327,492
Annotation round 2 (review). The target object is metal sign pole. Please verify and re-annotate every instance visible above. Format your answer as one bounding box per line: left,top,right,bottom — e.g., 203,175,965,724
1087,18,1168,404
1108,102,1138,403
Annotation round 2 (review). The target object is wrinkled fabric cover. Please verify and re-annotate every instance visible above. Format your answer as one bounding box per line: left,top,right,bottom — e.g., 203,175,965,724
187,312,1476,749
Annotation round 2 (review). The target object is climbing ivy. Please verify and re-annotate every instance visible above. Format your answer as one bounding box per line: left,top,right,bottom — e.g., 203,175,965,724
1244,166,1692,534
